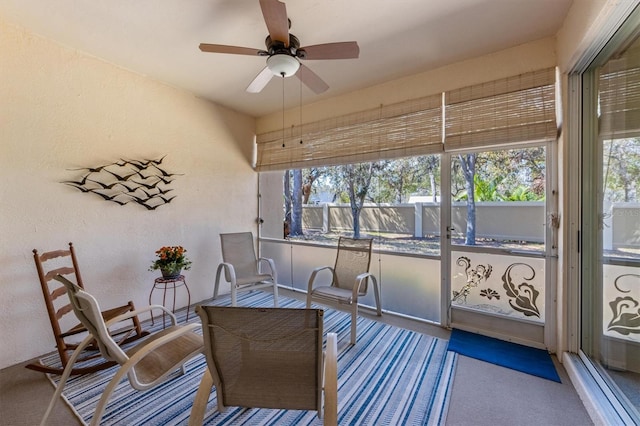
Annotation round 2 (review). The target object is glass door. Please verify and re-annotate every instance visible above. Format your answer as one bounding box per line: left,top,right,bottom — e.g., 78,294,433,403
581,26,640,419
447,144,556,347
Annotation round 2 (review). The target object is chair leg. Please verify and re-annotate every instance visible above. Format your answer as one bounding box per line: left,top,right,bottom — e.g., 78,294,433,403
54,335,71,370
41,335,94,426
188,369,214,426
350,305,358,345
90,360,136,426
231,284,237,307
271,266,279,307
272,282,279,307
128,301,144,337
306,293,312,309
323,333,338,426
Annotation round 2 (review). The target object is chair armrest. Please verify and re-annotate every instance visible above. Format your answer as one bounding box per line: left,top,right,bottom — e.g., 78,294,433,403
105,304,178,328
307,266,334,294
257,257,278,282
257,257,275,273
353,272,375,299
323,332,338,425
216,262,236,284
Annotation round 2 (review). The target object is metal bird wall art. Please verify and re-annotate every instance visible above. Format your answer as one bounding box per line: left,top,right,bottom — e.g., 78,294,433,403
62,155,183,210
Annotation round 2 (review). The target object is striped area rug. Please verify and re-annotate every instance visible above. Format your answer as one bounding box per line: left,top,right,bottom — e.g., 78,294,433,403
45,291,457,425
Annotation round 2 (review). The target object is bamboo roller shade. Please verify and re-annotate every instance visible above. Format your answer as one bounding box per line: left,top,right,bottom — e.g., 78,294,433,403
256,67,557,171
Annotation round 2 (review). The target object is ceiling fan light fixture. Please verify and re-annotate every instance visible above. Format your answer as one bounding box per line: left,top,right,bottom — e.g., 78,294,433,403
267,54,300,77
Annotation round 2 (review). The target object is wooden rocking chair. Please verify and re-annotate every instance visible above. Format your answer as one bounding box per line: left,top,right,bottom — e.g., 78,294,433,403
26,242,149,375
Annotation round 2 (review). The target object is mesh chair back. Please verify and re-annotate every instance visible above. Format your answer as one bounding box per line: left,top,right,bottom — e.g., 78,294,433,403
333,237,373,293
220,232,259,282
54,275,128,364
197,306,323,411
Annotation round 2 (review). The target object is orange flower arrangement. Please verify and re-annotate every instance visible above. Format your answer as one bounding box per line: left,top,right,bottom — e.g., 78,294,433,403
149,245,192,275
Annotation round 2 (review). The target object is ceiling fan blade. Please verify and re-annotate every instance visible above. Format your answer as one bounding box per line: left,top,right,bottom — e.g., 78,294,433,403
296,64,329,94
246,67,275,93
259,0,289,47
300,42,360,60
199,43,266,56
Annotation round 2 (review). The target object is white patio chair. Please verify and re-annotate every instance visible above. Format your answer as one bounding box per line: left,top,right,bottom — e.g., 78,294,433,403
307,237,381,344
41,275,203,426
213,232,279,307
189,306,337,425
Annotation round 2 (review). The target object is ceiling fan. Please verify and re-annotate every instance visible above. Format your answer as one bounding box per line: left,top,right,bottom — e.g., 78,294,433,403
199,0,359,94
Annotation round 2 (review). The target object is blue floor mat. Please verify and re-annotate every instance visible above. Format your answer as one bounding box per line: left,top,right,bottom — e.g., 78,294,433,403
447,329,561,383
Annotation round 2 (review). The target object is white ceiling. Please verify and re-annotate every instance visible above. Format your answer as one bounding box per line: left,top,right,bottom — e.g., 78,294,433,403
0,0,573,118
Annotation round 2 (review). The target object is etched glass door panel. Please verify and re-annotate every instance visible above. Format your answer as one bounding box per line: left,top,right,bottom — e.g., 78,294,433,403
451,251,545,323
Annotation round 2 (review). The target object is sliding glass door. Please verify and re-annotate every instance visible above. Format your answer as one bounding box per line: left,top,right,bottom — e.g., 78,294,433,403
581,12,640,420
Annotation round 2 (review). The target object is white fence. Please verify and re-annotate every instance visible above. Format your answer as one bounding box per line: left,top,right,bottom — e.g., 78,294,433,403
302,202,640,249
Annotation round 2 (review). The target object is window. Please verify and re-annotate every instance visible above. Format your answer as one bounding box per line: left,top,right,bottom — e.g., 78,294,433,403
283,155,442,255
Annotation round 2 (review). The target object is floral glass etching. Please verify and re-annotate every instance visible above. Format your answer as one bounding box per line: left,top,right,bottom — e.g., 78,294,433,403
451,251,545,323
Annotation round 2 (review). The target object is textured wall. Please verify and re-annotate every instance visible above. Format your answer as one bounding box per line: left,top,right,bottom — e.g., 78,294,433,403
0,18,257,368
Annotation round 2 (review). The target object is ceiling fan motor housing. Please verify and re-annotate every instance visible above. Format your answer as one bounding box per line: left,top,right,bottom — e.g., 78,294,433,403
265,34,305,58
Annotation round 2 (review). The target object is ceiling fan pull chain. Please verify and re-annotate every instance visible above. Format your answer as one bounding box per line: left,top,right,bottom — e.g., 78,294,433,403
282,75,286,148
299,75,303,145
